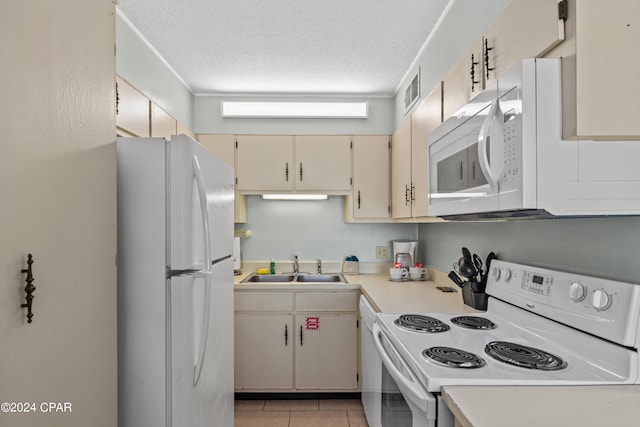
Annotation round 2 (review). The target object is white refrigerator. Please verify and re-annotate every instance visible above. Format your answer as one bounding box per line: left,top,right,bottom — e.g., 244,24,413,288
117,135,234,427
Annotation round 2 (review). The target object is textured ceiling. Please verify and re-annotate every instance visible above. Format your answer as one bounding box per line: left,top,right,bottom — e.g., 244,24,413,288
116,0,451,96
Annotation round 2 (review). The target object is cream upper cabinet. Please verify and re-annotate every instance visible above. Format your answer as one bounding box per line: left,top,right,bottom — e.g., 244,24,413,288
350,135,390,220
443,0,564,119
235,134,351,194
564,0,640,139
236,135,295,192
442,40,484,119
294,135,351,191
411,84,442,218
483,0,566,87
198,134,247,223
391,117,412,219
150,103,177,138
177,120,196,139
116,76,149,137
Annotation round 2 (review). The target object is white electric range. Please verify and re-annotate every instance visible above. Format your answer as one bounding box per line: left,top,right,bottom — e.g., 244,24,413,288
372,260,640,427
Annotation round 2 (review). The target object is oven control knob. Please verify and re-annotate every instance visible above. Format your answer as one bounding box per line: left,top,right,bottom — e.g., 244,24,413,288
500,268,512,282
591,289,612,311
492,267,501,280
569,282,587,302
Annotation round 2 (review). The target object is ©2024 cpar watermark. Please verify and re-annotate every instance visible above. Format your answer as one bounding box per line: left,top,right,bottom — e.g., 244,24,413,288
1,401,72,414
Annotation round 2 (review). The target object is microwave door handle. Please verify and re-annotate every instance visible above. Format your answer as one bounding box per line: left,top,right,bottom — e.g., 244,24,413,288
477,100,504,193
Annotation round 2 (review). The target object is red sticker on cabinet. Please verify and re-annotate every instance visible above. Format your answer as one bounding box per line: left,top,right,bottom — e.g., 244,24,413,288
305,316,320,331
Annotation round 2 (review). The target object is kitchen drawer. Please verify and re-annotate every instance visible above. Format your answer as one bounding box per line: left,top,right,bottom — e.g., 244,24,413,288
295,291,358,312
235,291,294,312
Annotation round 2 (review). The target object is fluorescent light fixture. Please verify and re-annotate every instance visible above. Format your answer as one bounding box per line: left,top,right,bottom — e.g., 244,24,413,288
262,194,329,201
430,192,488,199
221,101,368,119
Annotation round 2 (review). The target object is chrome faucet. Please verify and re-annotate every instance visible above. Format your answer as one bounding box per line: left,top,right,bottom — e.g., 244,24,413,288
293,255,299,274
317,258,322,274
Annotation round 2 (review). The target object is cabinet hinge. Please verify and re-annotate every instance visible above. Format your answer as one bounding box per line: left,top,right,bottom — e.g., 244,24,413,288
356,319,359,328
350,177,353,186
558,0,568,21
235,140,238,149
350,141,353,149
235,177,238,185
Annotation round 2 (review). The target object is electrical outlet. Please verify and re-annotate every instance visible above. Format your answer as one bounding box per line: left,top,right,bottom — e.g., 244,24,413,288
376,246,388,259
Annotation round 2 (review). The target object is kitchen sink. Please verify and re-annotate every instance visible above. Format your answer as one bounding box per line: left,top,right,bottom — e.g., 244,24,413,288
295,274,347,283
241,274,295,283
240,273,347,284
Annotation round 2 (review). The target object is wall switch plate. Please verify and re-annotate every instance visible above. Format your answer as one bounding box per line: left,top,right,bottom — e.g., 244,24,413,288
376,246,388,259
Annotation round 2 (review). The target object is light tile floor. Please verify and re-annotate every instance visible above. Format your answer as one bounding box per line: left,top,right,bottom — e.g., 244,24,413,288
234,399,369,427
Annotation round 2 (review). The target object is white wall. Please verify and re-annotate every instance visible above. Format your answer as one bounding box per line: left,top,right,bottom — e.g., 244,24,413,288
116,11,195,130
237,196,417,263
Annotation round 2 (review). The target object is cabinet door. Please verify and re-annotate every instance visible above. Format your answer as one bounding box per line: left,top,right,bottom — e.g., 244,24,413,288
442,40,484,119
151,103,177,138
352,135,390,219
572,0,640,138
294,313,358,390
236,135,294,192
391,117,412,218
116,76,149,137
411,83,442,218
198,134,247,223
294,135,351,192
483,0,565,87
234,313,293,390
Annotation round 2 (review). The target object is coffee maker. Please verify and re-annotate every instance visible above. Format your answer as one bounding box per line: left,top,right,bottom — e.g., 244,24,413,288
392,240,417,269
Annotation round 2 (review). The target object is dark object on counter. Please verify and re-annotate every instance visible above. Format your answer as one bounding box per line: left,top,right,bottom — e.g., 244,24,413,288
457,256,478,280
462,281,488,310
482,252,498,288
448,271,465,288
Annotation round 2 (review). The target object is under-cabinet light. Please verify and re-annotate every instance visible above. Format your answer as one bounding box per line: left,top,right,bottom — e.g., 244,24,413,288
262,194,329,201
221,101,368,119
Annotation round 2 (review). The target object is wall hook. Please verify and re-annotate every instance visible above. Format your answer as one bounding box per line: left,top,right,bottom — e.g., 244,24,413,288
21,253,36,324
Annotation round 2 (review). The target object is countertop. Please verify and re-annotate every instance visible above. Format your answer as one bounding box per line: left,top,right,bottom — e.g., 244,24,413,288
442,385,640,427
234,266,476,314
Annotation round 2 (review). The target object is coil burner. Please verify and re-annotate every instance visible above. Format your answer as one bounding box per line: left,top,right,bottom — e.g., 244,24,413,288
394,314,450,333
485,341,567,370
450,316,497,330
422,346,486,369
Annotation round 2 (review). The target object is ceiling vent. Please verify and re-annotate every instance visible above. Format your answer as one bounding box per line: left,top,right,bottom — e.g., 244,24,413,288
404,68,420,113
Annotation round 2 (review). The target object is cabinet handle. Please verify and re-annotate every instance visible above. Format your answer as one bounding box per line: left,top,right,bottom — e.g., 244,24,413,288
357,190,361,209
299,162,303,181
21,253,36,324
472,161,476,181
405,185,410,206
299,325,303,346
115,81,120,115
285,162,289,181
459,161,464,180
484,39,495,80
410,184,415,204
285,324,288,346
470,53,480,93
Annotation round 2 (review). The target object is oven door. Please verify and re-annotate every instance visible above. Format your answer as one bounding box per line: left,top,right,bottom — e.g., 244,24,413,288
372,324,436,427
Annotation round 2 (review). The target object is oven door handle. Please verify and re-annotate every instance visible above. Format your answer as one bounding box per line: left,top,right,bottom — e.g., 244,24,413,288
372,323,430,413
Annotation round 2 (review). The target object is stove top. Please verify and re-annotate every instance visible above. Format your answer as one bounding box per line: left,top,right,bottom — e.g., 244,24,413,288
375,260,640,392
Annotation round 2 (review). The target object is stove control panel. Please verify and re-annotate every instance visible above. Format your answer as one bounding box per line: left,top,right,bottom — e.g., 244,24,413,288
486,260,640,347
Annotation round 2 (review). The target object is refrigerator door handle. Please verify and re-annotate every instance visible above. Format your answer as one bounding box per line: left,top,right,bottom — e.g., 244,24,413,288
193,156,212,270
193,270,212,387
192,155,213,387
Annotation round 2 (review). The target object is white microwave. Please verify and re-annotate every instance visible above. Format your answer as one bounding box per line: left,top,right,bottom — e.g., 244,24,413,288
428,58,640,220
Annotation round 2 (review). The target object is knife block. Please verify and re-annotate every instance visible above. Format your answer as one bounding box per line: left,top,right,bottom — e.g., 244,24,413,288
462,281,488,311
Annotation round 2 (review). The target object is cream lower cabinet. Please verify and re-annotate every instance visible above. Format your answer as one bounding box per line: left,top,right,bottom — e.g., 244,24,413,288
295,312,358,390
235,313,294,390
234,289,359,392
